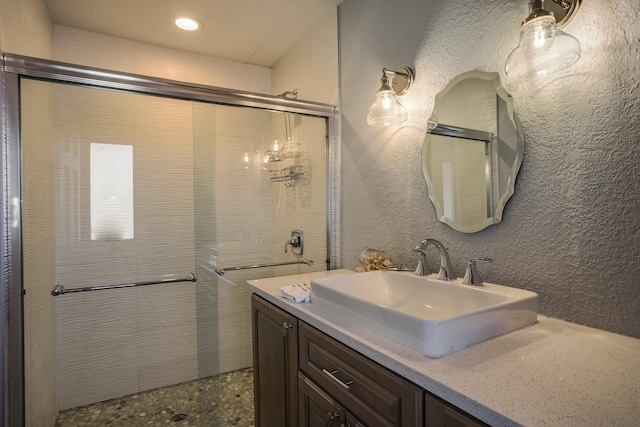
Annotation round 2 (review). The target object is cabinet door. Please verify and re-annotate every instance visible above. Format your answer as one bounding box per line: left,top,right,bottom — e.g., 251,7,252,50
252,295,298,427
424,392,488,427
345,411,367,427
299,372,345,427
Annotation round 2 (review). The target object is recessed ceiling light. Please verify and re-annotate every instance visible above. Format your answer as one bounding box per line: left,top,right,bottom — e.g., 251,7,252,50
174,16,201,31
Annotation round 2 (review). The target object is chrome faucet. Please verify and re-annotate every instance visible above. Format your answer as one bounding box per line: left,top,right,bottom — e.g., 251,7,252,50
428,239,456,281
410,239,456,280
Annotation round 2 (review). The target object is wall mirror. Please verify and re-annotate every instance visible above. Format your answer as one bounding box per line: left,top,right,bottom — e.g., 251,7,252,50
422,70,524,233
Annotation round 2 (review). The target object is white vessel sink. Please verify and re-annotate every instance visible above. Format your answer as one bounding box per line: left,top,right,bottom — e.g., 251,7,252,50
311,270,538,357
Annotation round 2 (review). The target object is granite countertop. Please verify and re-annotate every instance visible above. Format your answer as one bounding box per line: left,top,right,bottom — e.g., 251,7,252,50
246,269,640,427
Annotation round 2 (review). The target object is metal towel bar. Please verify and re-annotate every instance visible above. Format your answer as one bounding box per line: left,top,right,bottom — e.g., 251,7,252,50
215,259,314,276
51,272,197,296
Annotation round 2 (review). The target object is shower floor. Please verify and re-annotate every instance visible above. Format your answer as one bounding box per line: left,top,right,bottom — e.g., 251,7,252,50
55,368,254,426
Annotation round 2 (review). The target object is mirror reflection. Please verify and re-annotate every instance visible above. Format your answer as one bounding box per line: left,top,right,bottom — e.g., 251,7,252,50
422,71,524,233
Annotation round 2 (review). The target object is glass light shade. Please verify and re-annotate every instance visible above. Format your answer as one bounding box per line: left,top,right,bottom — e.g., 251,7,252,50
505,15,581,78
366,90,408,127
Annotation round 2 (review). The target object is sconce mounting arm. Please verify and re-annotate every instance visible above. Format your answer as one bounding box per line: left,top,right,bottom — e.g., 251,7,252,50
382,67,415,96
530,0,582,28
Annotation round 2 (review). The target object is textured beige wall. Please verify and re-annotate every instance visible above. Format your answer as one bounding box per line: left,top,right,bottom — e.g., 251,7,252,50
0,0,53,57
339,0,640,337
271,7,339,104
53,25,271,93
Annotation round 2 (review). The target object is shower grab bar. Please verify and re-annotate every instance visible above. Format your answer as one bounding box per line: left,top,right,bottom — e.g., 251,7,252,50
51,272,197,296
215,259,314,276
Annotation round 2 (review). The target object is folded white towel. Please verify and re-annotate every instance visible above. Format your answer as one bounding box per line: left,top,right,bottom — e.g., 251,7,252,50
278,282,311,303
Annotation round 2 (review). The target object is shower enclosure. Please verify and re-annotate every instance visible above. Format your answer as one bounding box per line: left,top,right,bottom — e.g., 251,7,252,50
1,55,339,426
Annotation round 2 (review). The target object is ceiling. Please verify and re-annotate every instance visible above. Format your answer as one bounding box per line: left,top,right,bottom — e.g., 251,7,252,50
43,0,343,68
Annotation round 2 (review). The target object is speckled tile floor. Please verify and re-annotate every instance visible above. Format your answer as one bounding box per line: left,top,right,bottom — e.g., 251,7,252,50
56,368,254,426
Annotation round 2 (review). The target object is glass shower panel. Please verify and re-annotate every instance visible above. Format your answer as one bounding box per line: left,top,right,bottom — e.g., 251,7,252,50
192,102,328,381
18,79,217,422
270,112,328,278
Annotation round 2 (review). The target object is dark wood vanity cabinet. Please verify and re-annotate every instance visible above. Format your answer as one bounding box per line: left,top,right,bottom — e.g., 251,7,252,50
252,294,299,427
252,294,488,427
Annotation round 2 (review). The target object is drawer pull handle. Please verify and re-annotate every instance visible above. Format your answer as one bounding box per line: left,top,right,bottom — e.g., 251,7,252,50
283,322,294,330
322,368,353,391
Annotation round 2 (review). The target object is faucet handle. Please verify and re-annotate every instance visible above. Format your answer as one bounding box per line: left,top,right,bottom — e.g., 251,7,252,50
284,236,298,253
462,257,492,286
283,229,303,255
410,246,431,276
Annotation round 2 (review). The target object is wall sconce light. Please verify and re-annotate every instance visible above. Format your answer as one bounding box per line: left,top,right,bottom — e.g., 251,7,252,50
366,67,415,127
505,0,582,79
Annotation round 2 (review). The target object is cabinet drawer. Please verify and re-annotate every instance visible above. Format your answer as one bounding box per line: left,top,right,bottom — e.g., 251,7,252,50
299,321,423,426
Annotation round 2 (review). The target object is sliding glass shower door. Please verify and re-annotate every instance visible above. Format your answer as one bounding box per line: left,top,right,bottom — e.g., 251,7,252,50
50,82,201,414
192,101,329,379
19,76,328,426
